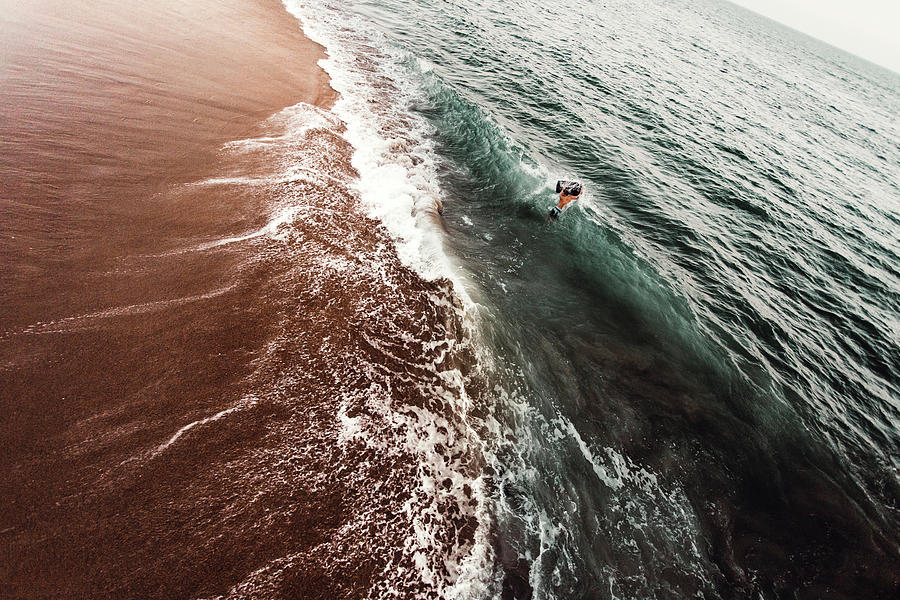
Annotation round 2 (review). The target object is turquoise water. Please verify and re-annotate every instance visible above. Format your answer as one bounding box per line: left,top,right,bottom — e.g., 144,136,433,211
296,0,899,597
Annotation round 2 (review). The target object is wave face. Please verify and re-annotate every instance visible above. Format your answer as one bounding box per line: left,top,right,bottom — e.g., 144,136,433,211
287,0,900,598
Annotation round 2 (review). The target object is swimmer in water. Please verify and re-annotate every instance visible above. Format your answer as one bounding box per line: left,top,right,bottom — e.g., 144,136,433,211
549,180,582,219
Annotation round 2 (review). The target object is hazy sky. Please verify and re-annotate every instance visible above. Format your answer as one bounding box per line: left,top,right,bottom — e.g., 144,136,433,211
728,0,900,73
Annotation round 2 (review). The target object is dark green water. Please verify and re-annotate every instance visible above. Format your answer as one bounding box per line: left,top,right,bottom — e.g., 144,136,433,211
290,0,899,597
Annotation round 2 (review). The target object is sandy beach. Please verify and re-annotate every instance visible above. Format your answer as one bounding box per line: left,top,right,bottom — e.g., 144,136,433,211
0,0,339,359
2,1,486,597
1,0,335,328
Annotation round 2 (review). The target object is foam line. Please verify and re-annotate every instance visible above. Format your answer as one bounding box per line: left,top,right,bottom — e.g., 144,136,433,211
11,286,236,338
281,0,457,285
152,397,257,457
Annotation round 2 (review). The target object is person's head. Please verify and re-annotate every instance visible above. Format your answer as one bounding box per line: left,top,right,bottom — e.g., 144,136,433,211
563,182,582,197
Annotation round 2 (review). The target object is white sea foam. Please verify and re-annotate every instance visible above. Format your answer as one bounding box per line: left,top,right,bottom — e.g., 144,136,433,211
11,285,236,338
276,7,498,597
282,0,462,289
153,396,258,457
273,102,507,594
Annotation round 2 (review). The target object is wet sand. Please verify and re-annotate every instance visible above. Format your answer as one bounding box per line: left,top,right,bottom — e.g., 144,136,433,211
1,0,335,328
1,1,486,598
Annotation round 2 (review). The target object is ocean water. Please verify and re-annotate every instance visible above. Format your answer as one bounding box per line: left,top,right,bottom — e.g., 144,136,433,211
285,0,900,598
3,0,897,597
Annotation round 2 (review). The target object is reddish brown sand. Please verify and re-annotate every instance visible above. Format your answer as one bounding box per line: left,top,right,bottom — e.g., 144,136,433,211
1,0,335,328
1,1,484,598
